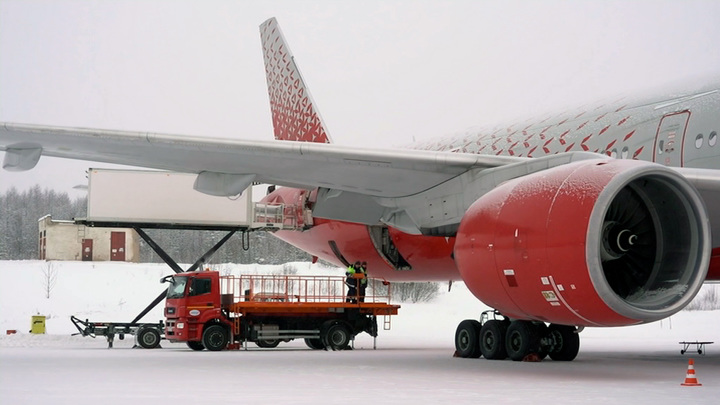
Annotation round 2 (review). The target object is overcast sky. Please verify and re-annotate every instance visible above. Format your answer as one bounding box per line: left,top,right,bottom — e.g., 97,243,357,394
2,0,720,198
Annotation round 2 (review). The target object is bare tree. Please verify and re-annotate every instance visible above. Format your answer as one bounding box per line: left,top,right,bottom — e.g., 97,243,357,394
684,285,720,311
41,261,58,299
370,280,440,303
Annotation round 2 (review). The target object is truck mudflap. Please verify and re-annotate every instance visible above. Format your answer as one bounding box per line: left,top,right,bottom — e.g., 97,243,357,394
70,315,164,349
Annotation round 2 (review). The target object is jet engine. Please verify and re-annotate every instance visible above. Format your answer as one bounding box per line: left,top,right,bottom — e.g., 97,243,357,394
454,159,711,327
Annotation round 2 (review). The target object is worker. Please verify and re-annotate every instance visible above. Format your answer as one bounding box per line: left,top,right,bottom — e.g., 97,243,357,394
346,262,360,303
358,261,368,302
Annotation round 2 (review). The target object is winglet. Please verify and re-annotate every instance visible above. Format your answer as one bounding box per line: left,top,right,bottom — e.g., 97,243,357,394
260,18,332,144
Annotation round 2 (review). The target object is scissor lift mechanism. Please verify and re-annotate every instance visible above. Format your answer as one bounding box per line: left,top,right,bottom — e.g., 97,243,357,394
70,200,303,347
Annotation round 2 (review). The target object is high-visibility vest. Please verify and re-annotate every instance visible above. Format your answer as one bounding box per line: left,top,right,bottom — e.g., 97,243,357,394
346,266,357,286
358,268,368,286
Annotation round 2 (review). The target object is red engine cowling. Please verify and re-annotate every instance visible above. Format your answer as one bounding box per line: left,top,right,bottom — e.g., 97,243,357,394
454,159,711,327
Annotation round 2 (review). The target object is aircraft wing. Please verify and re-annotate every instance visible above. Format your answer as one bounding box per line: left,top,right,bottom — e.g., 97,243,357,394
0,122,523,198
675,167,720,247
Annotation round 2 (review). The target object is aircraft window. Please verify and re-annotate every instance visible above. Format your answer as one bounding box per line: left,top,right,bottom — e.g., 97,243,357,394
657,140,664,155
610,148,618,158
695,134,703,149
621,146,629,159
710,131,717,147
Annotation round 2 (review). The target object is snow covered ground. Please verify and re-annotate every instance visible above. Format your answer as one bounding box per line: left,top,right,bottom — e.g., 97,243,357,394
1,260,719,404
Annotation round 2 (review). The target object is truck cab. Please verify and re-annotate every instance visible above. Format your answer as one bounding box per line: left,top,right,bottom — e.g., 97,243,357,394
163,271,227,348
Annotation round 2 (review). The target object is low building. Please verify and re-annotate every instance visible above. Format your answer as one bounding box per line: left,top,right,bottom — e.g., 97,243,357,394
38,215,140,262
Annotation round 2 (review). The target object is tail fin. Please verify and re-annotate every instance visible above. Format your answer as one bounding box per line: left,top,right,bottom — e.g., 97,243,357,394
260,18,332,144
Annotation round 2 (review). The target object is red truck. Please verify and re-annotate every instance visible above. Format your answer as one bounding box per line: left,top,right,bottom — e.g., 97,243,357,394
162,270,399,351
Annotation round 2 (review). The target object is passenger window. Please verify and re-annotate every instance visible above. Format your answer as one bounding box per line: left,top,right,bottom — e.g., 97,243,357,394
610,148,618,158
621,146,629,159
657,140,664,155
710,131,717,147
189,278,212,296
695,134,704,148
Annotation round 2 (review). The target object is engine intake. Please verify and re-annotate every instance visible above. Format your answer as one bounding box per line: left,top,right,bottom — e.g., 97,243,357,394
454,159,710,327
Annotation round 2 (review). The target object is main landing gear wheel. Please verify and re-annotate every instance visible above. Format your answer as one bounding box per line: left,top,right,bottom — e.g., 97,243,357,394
202,325,228,351
455,319,481,358
547,324,580,361
505,320,541,361
534,323,550,360
479,320,508,360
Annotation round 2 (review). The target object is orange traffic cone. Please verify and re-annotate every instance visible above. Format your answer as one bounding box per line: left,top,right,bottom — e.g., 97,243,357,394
681,358,702,386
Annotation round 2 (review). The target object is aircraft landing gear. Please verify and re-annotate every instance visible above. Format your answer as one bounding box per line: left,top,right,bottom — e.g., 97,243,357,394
454,320,482,358
454,311,581,362
479,319,508,360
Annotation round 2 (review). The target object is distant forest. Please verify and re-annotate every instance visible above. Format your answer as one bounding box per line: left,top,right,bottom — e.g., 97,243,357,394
0,186,311,264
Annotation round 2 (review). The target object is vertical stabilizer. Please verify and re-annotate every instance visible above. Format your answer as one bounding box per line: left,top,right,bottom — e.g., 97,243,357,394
260,18,332,143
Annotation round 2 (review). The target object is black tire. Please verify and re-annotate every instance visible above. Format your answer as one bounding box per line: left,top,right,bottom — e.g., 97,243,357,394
535,323,549,360
505,321,540,361
304,338,326,350
479,320,508,360
547,324,580,361
454,319,481,358
202,325,228,351
255,339,281,348
137,327,161,349
186,341,205,351
323,323,351,350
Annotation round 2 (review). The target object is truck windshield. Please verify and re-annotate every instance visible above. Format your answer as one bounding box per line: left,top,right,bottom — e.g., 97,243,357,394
166,276,189,299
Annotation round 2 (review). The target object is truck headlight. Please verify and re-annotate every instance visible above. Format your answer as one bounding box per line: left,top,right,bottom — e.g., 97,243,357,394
176,323,184,329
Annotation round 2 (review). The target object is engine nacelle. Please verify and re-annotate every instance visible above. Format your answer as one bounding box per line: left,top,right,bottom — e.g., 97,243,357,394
454,159,711,327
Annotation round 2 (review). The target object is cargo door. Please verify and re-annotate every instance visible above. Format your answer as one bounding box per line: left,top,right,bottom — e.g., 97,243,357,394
653,111,690,167
110,232,126,261
82,239,93,261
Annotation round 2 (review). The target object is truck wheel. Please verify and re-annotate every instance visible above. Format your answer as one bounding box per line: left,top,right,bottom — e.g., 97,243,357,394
255,339,281,348
137,327,161,349
186,341,205,351
202,325,228,351
323,323,351,350
304,338,325,350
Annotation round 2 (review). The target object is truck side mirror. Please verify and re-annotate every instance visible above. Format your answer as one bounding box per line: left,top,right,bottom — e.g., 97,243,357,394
160,275,176,284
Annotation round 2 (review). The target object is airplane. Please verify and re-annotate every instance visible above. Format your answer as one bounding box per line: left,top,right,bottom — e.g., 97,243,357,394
1,17,719,362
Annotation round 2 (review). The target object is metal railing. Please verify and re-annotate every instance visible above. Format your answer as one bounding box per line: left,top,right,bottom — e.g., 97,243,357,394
252,203,302,230
220,274,392,306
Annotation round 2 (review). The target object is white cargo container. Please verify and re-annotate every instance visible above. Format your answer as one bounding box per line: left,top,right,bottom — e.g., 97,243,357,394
86,169,253,227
